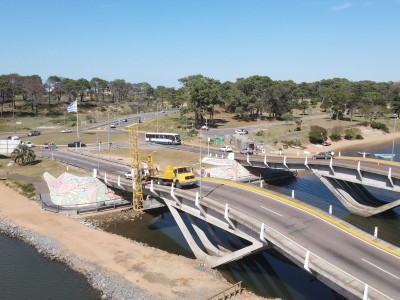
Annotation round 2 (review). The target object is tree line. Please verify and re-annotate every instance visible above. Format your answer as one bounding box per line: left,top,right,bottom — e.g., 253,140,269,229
0,73,399,126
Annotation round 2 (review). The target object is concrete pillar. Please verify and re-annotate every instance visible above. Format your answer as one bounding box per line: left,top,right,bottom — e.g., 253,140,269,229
329,205,332,214
374,226,378,237
260,180,264,188
104,172,107,183
93,168,97,178
291,190,294,198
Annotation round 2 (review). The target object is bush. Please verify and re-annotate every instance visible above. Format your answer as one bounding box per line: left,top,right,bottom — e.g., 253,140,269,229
329,126,343,142
294,127,301,131
256,130,265,137
360,121,370,127
309,126,327,144
344,128,361,140
371,122,389,133
187,129,198,137
356,134,364,139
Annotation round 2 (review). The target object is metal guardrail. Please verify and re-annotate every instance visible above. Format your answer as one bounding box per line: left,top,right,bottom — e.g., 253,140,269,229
208,281,242,300
36,192,130,214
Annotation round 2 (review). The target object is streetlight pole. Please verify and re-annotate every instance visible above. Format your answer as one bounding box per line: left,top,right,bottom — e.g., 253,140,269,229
199,128,202,199
156,102,159,132
391,116,397,161
96,130,100,172
11,78,15,132
107,109,111,159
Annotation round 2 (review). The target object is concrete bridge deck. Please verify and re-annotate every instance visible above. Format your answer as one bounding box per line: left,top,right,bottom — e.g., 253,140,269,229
37,149,400,300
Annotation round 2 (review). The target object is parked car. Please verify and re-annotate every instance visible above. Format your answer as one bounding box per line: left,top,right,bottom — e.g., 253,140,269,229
27,130,40,136
234,129,248,135
41,142,56,149
219,145,233,152
201,125,209,130
22,141,34,148
110,123,117,128
313,151,335,159
7,136,20,140
125,170,132,179
61,129,72,133
240,148,254,155
68,141,86,148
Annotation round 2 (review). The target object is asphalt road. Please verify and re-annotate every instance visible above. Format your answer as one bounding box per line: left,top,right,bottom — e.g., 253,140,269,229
196,180,400,299
38,148,400,299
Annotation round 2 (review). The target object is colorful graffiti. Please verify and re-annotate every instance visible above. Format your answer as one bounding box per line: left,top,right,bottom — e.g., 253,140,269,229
44,172,120,207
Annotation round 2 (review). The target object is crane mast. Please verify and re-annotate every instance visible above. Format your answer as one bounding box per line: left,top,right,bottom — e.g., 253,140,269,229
128,126,144,211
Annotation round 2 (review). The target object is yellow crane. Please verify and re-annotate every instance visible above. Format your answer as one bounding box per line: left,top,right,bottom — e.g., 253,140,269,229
128,125,144,211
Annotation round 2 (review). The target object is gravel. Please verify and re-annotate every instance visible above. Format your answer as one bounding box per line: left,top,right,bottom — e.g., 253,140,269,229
0,218,156,300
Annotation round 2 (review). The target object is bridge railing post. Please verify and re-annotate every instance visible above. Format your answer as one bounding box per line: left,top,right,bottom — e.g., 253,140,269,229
374,226,378,237
363,284,369,300
304,250,311,272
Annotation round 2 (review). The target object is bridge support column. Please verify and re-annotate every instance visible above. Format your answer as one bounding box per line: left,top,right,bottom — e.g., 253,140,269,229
164,200,266,268
316,175,400,216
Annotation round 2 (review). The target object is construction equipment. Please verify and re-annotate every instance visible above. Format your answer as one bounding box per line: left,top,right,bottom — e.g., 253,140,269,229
128,126,144,211
152,165,197,188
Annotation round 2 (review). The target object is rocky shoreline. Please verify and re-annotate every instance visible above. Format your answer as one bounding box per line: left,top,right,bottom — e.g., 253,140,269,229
0,218,154,300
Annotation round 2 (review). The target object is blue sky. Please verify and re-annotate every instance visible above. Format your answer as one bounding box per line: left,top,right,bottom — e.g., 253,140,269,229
1,0,399,87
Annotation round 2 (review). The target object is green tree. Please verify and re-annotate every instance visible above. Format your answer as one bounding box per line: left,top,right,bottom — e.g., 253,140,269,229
297,100,309,115
281,112,294,124
11,144,36,165
178,75,220,126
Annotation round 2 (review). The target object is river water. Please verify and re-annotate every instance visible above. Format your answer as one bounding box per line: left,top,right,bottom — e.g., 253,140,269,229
2,140,400,299
0,233,100,300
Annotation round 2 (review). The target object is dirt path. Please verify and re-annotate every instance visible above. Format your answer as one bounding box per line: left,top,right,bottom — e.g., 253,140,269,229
0,183,262,300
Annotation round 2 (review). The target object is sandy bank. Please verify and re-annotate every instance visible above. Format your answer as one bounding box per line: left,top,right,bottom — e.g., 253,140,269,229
0,183,262,300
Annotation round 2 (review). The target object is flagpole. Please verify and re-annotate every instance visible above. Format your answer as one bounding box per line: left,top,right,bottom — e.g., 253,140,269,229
76,101,79,138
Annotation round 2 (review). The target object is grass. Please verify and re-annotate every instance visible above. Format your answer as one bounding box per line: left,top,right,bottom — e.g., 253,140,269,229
0,156,89,180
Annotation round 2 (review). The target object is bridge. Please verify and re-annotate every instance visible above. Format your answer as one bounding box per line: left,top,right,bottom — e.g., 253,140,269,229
37,149,400,300
234,153,400,217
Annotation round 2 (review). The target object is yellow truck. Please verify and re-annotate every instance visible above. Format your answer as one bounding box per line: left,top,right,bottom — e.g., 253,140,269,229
152,165,198,188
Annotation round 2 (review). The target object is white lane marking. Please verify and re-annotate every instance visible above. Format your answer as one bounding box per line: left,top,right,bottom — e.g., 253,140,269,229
260,206,283,217
362,258,400,279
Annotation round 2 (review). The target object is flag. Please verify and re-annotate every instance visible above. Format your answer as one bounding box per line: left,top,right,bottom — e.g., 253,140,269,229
67,100,77,113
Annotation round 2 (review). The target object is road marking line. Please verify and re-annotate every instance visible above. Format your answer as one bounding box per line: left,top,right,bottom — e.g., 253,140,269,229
260,206,283,217
202,177,400,259
362,258,400,279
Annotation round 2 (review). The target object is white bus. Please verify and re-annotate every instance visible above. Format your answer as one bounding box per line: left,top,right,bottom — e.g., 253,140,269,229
145,132,181,145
